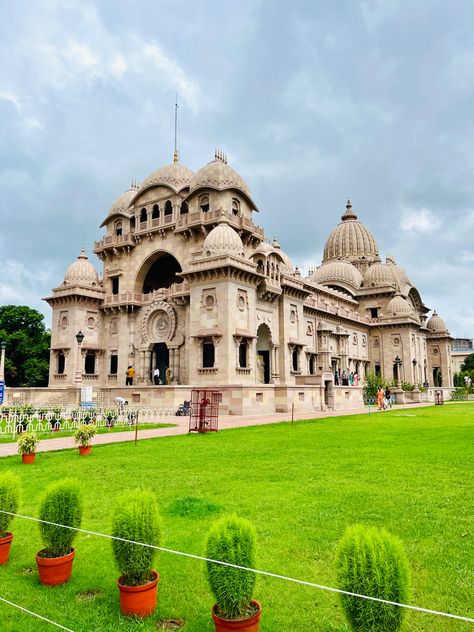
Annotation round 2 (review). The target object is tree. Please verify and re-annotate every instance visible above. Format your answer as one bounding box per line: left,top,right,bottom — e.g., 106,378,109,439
460,353,474,372
0,305,51,387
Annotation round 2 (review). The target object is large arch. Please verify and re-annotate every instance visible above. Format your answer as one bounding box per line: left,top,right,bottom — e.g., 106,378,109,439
256,323,272,384
135,250,183,294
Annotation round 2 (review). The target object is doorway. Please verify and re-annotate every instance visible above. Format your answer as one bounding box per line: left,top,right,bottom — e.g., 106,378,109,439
153,342,169,384
256,323,271,384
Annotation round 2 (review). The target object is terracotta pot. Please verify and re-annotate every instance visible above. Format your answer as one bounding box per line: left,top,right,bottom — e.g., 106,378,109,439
117,570,159,617
78,445,91,456
212,601,262,632
22,453,35,464
36,548,75,586
0,532,13,565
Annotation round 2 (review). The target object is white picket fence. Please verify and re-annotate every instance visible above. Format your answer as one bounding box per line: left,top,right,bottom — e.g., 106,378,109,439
0,406,174,438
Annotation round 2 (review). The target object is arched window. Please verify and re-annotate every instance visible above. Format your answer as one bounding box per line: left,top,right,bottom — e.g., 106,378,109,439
164,200,172,216
232,198,240,216
200,196,209,213
57,352,65,375
152,204,160,219
180,201,188,215
256,260,264,274
130,216,136,230
140,207,147,223
115,221,122,236
202,341,215,368
85,353,96,375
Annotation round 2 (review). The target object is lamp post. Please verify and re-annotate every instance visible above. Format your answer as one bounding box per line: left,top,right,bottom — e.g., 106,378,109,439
412,358,417,383
394,355,402,389
0,341,6,406
74,331,85,386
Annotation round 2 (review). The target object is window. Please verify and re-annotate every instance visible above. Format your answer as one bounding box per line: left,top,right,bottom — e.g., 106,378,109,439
370,307,379,318
164,200,172,216
110,354,118,375
130,216,136,230
111,277,119,295
115,221,122,236
180,201,188,215
140,207,147,223
375,363,381,376
239,341,248,368
309,355,315,375
152,204,160,219
200,196,209,212
232,198,240,216
57,352,65,374
84,353,96,375
202,342,215,368
292,348,299,372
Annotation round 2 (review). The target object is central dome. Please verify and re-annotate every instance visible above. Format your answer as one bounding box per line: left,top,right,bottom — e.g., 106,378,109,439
190,150,252,198
323,200,379,268
139,154,194,193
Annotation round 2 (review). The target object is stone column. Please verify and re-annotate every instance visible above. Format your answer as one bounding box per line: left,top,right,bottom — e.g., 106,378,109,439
271,344,280,383
139,350,145,383
145,350,152,384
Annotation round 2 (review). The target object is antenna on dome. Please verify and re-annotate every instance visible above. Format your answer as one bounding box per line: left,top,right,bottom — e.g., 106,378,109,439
173,94,179,163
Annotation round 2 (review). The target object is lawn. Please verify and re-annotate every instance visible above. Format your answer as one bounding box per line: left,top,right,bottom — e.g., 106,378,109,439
0,404,472,631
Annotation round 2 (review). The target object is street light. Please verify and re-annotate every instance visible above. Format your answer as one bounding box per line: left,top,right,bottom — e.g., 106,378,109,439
394,355,402,389
76,331,85,345
75,331,85,385
412,358,417,383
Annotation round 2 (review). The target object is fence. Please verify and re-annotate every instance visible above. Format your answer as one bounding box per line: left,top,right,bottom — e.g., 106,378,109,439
0,405,174,439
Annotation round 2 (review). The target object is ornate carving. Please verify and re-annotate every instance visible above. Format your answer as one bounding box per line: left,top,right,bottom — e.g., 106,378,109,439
141,300,177,343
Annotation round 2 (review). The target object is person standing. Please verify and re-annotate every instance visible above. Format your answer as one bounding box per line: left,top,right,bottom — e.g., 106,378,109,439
153,367,160,385
385,386,392,409
126,365,135,386
376,386,385,410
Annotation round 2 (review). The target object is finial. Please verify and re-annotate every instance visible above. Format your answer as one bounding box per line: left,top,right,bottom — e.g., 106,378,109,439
79,246,87,259
214,148,227,164
174,95,179,162
341,197,358,221
173,149,178,164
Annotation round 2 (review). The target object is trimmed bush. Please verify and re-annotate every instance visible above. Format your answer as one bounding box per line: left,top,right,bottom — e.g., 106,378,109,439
112,489,162,586
73,424,96,447
0,472,20,536
206,514,257,620
38,480,82,557
17,432,38,455
336,524,411,632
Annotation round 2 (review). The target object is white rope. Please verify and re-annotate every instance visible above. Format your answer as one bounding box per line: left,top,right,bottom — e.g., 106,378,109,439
0,596,75,631
1,510,473,624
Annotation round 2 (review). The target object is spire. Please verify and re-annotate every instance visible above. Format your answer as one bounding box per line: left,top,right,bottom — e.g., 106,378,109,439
173,94,179,163
341,197,358,221
79,246,87,260
214,148,227,164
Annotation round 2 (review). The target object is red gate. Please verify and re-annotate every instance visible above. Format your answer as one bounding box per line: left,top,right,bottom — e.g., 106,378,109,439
189,390,220,432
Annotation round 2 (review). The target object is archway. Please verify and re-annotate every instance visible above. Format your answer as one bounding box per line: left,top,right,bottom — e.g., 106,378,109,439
152,343,169,384
136,251,182,294
256,323,271,384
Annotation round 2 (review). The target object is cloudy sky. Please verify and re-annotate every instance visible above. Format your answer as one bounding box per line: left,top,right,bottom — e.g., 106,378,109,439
0,0,473,336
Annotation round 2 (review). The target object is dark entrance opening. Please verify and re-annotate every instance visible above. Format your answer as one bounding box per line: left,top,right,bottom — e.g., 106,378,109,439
84,353,96,375
142,254,182,293
257,350,270,384
153,343,169,384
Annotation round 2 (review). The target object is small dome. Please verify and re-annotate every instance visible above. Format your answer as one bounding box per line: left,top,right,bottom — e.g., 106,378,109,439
310,259,363,290
203,213,244,257
107,186,137,216
190,150,252,199
323,199,379,265
139,155,194,193
385,293,413,317
64,248,99,286
363,258,397,288
271,237,293,269
253,241,275,257
385,255,411,289
427,311,448,332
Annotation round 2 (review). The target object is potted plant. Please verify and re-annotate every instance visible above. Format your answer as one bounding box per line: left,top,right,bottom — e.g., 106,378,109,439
111,489,162,617
0,471,20,564
206,515,261,632
336,524,411,632
73,424,97,455
17,432,39,464
36,479,82,586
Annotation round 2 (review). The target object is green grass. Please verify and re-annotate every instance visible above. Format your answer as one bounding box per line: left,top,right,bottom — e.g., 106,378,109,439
0,422,175,444
0,404,472,631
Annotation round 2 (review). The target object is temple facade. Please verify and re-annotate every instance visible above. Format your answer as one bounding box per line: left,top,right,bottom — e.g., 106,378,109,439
43,150,453,413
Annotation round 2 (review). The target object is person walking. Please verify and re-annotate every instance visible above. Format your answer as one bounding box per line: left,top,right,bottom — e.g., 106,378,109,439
385,386,392,409
153,367,160,385
125,365,135,386
376,386,385,410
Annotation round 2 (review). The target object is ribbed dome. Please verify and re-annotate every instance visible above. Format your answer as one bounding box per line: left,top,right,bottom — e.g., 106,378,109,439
310,259,363,290
427,311,448,332
190,151,251,198
107,187,137,216
64,248,99,286
363,258,397,288
385,255,411,289
385,293,413,317
139,155,194,193
323,199,379,265
203,213,244,257
253,241,275,256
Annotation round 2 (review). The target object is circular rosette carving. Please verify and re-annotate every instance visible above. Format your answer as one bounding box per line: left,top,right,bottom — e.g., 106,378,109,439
141,301,177,343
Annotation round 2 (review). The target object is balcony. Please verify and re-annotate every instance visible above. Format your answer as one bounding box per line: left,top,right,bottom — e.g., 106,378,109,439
175,209,264,239
94,233,135,257
103,282,190,308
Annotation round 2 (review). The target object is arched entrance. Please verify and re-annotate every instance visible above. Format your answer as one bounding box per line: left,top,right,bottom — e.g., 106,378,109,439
153,342,169,384
256,323,271,384
135,251,182,295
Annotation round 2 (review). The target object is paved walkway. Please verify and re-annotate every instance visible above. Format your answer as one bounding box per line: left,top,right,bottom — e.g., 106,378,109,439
0,402,434,458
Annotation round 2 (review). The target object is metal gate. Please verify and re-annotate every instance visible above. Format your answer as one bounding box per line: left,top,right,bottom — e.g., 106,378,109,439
189,390,220,432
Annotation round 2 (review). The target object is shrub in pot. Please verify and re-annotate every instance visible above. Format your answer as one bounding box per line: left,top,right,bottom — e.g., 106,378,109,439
336,524,411,632
73,424,97,455
112,489,162,617
206,514,261,632
36,479,83,586
17,432,39,464
0,471,20,564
